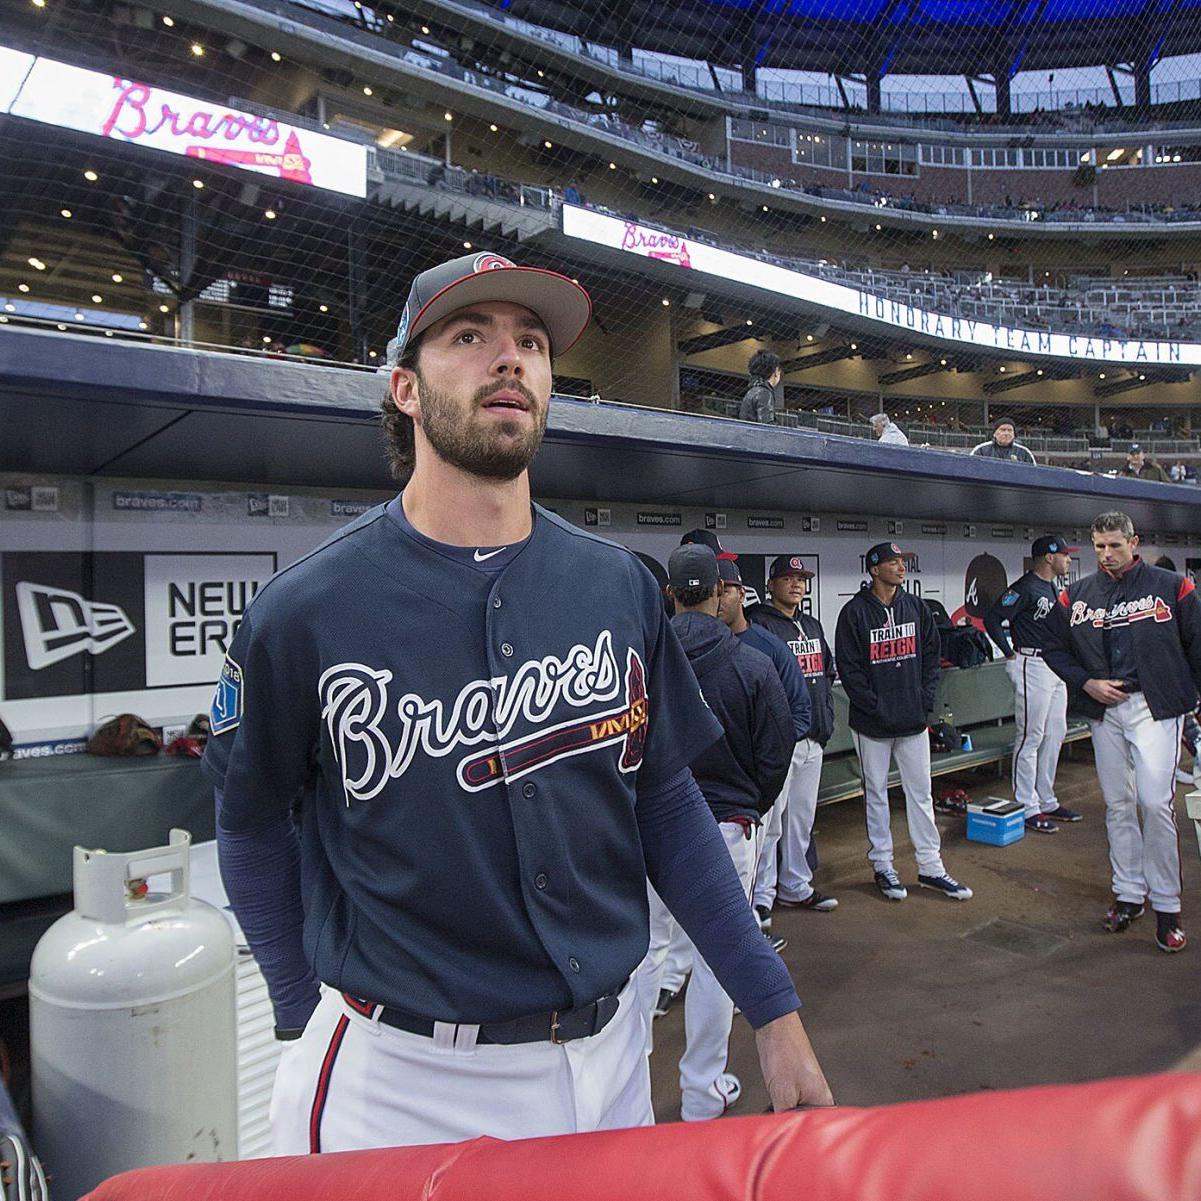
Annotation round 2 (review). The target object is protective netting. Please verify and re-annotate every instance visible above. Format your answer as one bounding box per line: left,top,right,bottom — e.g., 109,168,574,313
4,0,1201,471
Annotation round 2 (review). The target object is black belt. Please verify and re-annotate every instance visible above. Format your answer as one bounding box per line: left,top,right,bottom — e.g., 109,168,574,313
344,987,624,1046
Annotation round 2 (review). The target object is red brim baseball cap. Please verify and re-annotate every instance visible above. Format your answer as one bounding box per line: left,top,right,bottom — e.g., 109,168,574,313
392,251,592,360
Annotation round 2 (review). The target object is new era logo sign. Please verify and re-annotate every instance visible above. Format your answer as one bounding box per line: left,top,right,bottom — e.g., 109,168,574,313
16,582,136,670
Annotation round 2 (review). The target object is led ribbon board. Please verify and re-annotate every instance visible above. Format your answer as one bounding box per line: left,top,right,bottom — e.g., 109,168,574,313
561,204,1198,367
0,45,367,198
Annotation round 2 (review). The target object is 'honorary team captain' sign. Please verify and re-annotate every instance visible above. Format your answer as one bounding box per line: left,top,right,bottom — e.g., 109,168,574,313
562,205,1198,367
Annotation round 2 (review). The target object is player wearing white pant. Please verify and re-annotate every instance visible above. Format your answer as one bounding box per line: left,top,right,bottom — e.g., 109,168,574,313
984,535,1082,833
639,822,757,1113
1089,695,1183,914
743,556,840,917
1044,512,1201,953
836,541,972,902
656,547,797,1119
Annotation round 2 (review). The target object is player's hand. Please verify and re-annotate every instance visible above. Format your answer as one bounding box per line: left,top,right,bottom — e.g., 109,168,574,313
1084,678,1128,705
755,1011,835,1111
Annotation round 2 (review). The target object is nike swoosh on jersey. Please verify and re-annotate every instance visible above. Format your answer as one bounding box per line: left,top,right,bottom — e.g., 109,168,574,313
473,546,507,561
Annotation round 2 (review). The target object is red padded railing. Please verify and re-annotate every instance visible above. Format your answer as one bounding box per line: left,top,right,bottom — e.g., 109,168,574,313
83,1072,1201,1201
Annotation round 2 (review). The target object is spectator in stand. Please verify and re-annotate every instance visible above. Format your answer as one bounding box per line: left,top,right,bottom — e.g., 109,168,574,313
739,351,779,424
870,413,909,446
564,179,583,206
971,418,1038,465
1123,444,1171,483
1170,462,1187,483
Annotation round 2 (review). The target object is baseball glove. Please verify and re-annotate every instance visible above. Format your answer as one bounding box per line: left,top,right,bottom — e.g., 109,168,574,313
87,714,162,757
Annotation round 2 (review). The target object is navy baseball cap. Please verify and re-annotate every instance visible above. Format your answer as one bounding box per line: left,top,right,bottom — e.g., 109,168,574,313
718,558,742,585
865,541,907,569
769,554,814,580
668,545,719,590
391,251,592,361
1032,534,1078,557
681,528,737,561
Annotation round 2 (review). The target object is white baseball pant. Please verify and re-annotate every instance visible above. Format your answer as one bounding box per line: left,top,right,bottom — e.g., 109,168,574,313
1089,693,1184,913
660,926,694,994
270,977,651,1153
775,738,825,904
853,730,946,877
1008,654,1069,818
636,822,758,1119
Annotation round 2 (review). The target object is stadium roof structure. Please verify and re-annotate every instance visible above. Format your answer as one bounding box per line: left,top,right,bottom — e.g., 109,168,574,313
483,0,1201,82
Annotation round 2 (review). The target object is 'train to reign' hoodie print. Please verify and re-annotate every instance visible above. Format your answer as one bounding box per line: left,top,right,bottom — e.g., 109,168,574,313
835,584,941,738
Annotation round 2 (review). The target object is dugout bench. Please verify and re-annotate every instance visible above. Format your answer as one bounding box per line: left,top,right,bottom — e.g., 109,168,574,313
817,658,1091,805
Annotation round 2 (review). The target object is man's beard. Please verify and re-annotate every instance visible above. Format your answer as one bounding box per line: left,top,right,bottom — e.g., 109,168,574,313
417,374,547,480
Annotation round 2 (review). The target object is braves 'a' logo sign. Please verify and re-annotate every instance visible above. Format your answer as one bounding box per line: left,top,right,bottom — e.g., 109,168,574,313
319,631,646,803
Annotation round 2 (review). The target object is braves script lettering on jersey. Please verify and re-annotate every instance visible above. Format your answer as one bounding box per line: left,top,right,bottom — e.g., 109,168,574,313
204,498,719,1025
1070,595,1173,628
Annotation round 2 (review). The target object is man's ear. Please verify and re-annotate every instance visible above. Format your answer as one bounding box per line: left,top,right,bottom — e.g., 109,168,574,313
390,366,421,420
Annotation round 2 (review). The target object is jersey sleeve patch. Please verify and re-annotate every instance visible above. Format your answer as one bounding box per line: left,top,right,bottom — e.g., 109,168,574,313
1179,576,1196,601
1000,590,1020,607
210,655,244,735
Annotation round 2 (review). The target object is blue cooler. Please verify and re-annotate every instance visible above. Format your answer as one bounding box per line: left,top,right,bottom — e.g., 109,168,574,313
966,798,1025,846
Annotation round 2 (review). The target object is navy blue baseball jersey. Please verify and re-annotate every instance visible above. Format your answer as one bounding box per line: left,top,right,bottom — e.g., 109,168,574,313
203,497,721,1024
983,571,1060,657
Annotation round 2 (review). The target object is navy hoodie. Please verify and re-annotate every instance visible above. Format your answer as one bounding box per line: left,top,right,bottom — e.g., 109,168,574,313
744,602,836,745
670,612,795,820
835,584,941,737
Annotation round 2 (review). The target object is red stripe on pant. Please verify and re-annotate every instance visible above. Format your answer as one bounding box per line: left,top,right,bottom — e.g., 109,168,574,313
308,1014,350,1154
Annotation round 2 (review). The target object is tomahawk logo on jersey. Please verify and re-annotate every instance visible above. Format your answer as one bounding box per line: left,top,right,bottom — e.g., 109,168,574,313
1070,595,1174,629
869,622,917,662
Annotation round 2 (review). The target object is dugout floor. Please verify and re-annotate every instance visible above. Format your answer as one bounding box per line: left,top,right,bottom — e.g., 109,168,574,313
649,747,1201,1121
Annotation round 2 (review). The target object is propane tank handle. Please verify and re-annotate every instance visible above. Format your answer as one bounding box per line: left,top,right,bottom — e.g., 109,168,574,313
72,828,193,925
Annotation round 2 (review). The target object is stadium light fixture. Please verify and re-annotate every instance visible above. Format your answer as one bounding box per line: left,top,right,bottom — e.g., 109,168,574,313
651,176,659,184
1036,368,1044,376
74,312,84,320
609,162,617,169
544,140,553,149
159,303,170,312
32,0,46,6
264,209,277,219
319,304,329,312
746,319,753,326
661,298,670,306
1139,373,1146,380
537,70,544,78
3,304,12,312
190,43,204,56
192,179,204,189
444,112,453,121
422,26,430,34
369,350,378,358
112,273,123,282
987,232,995,240
262,335,272,343
806,334,814,341
56,323,66,330
850,342,857,350
104,329,114,337
875,223,882,231
762,205,768,212
1174,154,1182,162
18,283,29,292
60,208,71,218
271,51,281,61
708,193,716,201
84,169,98,181
363,86,373,96
770,178,782,188
940,358,947,366
1099,372,1106,379
386,12,393,19
820,216,826,222
463,241,472,249
905,352,913,360
931,229,939,238
999,366,1006,373
162,15,174,26
490,124,499,132
27,258,45,270
91,294,102,303
139,321,148,329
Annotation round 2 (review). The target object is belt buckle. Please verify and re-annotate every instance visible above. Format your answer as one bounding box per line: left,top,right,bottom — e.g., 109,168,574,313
549,1010,564,1045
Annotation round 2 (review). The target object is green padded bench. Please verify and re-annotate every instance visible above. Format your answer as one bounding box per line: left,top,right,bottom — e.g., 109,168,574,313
817,659,1091,806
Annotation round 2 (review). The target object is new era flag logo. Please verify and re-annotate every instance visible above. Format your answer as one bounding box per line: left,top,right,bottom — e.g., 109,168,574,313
16,581,135,670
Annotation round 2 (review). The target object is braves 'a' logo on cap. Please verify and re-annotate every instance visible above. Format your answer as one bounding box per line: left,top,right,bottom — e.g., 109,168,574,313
789,556,805,570
473,253,514,273
890,543,901,554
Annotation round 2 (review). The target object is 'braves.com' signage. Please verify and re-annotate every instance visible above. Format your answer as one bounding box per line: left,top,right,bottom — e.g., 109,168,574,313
561,205,1198,367
0,45,366,198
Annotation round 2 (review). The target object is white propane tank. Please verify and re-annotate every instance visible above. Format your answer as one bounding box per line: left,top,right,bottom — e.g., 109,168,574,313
29,829,237,1200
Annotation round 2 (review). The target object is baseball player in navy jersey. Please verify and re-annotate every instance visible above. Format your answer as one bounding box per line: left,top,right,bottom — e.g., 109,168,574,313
744,556,839,920
640,545,795,1120
835,543,972,902
203,251,832,1154
984,535,1083,834
1043,512,1198,953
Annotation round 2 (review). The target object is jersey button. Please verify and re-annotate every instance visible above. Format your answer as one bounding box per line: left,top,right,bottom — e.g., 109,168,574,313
493,596,502,609
500,642,514,658
568,957,581,973
522,782,536,798
534,872,548,890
